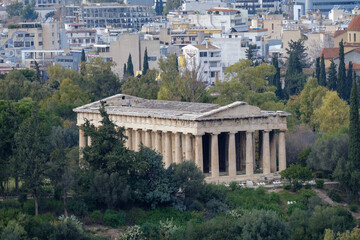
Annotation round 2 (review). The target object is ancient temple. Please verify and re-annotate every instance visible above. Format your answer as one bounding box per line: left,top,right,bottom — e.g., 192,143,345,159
74,94,289,183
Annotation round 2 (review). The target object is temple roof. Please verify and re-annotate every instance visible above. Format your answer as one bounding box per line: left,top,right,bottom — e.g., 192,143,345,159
74,94,289,120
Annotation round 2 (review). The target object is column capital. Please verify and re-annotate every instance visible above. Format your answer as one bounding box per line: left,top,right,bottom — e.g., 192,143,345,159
211,131,221,135
228,131,237,135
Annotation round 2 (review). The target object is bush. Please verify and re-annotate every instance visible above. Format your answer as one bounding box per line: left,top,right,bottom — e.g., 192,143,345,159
45,199,64,215
23,200,35,215
292,181,303,192
205,199,228,216
141,222,160,240
349,204,358,212
315,179,324,189
283,183,292,190
126,207,146,225
136,207,193,226
90,210,103,224
287,202,306,215
104,209,126,227
68,198,88,217
328,189,342,202
305,183,312,189
0,200,21,209
187,200,204,212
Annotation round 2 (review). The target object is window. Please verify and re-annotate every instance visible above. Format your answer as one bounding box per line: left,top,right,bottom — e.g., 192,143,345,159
148,56,157,61
14,41,24,47
25,42,30,47
354,33,357,42
349,33,351,42
200,52,207,57
17,34,23,37
210,71,215,78
25,34,30,37
272,23,274,30
39,41,43,46
209,61,217,67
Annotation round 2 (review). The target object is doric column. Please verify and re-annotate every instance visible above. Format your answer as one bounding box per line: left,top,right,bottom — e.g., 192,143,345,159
270,131,277,172
154,131,162,153
125,128,132,150
174,132,182,164
185,133,192,161
278,130,286,171
79,128,86,156
144,130,152,148
228,132,237,177
246,131,254,176
194,134,203,172
134,129,141,152
87,136,92,146
164,131,172,168
211,133,219,178
262,130,271,174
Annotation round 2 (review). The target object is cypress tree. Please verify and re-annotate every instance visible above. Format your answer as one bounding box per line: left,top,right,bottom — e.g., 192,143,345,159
123,63,127,77
327,60,337,91
338,39,347,99
315,57,320,82
142,48,149,75
155,0,159,15
34,60,42,83
81,49,86,62
349,71,360,174
127,54,134,77
319,54,326,86
159,0,163,15
270,55,283,99
346,61,353,102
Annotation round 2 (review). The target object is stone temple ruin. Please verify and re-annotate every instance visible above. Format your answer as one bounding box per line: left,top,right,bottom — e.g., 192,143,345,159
74,94,289,183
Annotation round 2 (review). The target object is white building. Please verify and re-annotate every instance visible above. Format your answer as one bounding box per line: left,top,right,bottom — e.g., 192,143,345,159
181,42,223,85
65,23,97,49
182,0,227,14
188,8,248,33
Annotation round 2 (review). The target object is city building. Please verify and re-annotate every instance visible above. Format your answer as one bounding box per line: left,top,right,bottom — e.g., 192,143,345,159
294,0,360,15
181,42,223,84
64,3,155,31
64,23,97,49
233,0,281,13
74,94,289,183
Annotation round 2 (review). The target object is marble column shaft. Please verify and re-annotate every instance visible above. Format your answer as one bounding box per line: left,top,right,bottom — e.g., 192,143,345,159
211,133,219,178
125,128,132,150
228,132,237,177
246,131,254,175
174,132,182,164
270,132,277,172
185,133,192,161
194,135,203,172
154,131,162,153
278,131,286,171
262,130,271,174
164,131,172,168
134,129,141,152
144,130,152,148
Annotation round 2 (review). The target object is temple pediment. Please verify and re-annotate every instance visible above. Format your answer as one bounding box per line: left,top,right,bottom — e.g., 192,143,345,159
197,102,261,119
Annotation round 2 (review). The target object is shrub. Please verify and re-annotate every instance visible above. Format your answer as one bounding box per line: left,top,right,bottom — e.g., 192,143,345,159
328,189,342,202
136,207,193,226
120,225,143,240
90,210,103,224
45,199,64,215
315,179,324,189
287,202,306,215
141,222,160,240
187,200,204,212
205,199,228,216
104,210,126,227
283,183,292,190
305,183,312,189
349,204,358,212
68,198,88,217
23,200,35,215
292,181,303,192
0,200,21,209
126,207,146,225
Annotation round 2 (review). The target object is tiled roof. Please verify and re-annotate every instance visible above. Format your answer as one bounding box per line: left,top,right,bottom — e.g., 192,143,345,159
334,30,346,37
348,15,360,30
319,48,339,59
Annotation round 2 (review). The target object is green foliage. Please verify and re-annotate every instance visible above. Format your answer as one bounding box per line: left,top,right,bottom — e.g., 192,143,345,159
212,59,281,110
21,3,38,20
327,60,337,91
120,225,143,240
6,2,23,17
328,189,342,202
90,210,103,224
320,54,326,86
245,44,257,62
143,48,149,75
345,61,353,102
270,55,283,99
338,40,347,100
315,57,320,82
130,146,177,208
136,207,193,226
324,227,360,240
126,54,134,77
126,207,146,225
67,198,88,217
163,0,180,14
315,179,324,189
349,204,358,212
103,209,126,227
121,70,160,99
45,11,55,19
280,164,312,182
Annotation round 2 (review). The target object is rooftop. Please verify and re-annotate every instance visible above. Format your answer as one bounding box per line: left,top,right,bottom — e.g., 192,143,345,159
74,94,289,121
348,15,360,30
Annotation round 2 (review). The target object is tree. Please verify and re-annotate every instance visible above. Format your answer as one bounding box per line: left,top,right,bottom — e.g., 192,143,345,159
123,63,127,78
121,70,159,99
142,48,149,75
163,0,180,14
327,60,337,91
81,102,132,175
15,108,51,215
81,49,86,62
312,91,349,133
34,61,42,84
126,54,134,77
286,40,308,67
245,44,257,62
319,54,326,86
324,227,360,240
337,40,347,100
213,59,282,110
130,146,177,208
315,57,321,82
82,57,121,100
280,164,312,190
346,61,353,102
157,54,180,101
270,55,283,99
21,3,38,21
6,2,23,17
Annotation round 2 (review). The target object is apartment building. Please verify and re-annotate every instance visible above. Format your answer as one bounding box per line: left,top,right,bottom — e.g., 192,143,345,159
65,23,97,49
64,3,155,31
